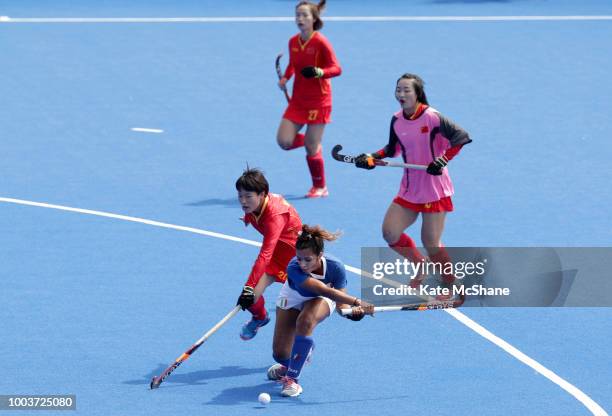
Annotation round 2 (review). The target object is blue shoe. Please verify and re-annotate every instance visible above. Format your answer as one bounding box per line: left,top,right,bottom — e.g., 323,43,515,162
240,314,270,341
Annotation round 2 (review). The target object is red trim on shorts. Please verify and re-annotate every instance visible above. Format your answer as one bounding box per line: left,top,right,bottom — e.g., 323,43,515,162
393,195,453,213
283,104,332,124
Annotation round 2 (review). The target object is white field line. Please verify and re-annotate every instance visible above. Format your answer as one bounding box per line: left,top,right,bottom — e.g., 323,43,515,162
131,128,164,134
0,196,608,416
0,15,611,24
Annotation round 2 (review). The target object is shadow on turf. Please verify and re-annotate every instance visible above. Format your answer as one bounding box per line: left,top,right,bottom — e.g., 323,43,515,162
208,383,420,407
280,194,308,201
124,365,268,387
184,197,238,207
431,0,513,3
185,194,307,207
205,381,302,406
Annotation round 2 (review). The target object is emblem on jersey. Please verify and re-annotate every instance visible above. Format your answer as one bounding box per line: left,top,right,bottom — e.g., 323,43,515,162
421,126,429,133
292,47,299,52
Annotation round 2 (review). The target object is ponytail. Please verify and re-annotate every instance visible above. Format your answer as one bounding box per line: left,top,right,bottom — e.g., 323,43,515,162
296,224,341,255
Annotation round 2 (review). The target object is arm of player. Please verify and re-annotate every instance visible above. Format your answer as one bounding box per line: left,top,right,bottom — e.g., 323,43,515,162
427,114,471,175
317,36,342,79
245,214,287,288
334,288,351,311
333,287,370,321
355,117,401,169
426,145,464,175
283,40,295,80
438,113,472,148
299,278,374,319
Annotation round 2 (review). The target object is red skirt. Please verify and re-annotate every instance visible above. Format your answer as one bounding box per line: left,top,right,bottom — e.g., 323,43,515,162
393,195,454,213
283,104,331,124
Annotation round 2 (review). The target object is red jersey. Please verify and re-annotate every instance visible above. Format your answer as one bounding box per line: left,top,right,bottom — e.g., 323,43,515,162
283,31,341,108
242,193,302,287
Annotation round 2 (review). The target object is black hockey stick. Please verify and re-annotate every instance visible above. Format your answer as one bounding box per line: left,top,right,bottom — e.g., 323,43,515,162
275,53,291,102
331,145,427,170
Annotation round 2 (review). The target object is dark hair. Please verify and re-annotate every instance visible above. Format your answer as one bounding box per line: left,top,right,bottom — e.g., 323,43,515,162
296,224,340,255
296,0,326,31
396,73,429,105
235,168,269,195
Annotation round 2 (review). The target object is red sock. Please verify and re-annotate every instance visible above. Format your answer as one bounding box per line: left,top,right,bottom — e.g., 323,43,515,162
288,133,305,150
389,233,425,263
429,246,455,284
306,149,325,188
248,296,267,320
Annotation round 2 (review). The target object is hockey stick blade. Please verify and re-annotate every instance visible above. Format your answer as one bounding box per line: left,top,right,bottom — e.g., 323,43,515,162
149,306,241,390
275,53,283,79
150,352,189,389
331,144,381,165
275,53,290,102
331,144,356,164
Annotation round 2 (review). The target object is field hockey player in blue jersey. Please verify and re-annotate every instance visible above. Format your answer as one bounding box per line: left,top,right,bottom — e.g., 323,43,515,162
266,224,374,397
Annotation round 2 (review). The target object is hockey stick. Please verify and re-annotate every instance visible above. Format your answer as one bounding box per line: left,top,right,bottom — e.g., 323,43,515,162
331,144,428,170
340,294,465,316
150,305,241,389
275,53,291,102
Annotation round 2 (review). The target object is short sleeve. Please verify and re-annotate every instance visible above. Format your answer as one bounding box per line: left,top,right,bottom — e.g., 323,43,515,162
287,260,309,287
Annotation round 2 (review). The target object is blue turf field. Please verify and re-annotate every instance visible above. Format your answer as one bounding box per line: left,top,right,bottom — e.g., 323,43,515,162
1,1,611,415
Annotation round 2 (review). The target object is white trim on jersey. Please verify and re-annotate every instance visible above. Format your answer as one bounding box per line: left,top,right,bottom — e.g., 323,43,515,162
310,256,327,281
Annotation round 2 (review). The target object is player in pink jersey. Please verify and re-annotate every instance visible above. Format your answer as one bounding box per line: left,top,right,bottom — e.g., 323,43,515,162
276,0,342,198
355,73,472,286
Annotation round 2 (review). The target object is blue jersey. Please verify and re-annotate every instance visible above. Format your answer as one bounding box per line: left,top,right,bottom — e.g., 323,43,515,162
287,254,347,297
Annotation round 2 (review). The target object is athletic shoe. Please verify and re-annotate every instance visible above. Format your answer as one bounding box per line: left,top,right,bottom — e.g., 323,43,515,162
239,314,270,341
305,186,328,198
409,273,426,289
280,376,303,397
267,363,287,381
436,277,460,301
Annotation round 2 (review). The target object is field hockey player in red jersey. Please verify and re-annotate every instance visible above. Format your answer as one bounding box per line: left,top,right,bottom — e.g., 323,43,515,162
355,74,472,290
266,225,374,397
235,168,302,340
276,0,342,198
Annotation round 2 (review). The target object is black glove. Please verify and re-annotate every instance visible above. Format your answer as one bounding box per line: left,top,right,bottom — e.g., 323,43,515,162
345,306,365,321
426,155,448,176
237,286,255,310
355,153,378,170
301,66,324,78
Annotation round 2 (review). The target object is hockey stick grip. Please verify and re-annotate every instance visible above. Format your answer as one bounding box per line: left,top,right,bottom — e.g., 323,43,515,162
340,297,464,316
331,144,427,170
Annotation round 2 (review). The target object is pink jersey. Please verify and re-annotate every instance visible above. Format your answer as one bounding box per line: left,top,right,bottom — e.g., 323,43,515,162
380,107,471,204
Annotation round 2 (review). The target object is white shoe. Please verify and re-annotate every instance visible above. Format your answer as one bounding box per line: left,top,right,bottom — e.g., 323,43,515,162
305,186,329,198
280,376,303,397
267,363,287,381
